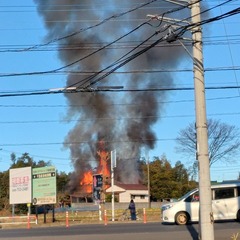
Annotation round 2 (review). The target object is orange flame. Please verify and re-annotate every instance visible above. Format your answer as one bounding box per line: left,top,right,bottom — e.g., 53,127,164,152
80,171,93,193
97,150,110,178
80,139,111,193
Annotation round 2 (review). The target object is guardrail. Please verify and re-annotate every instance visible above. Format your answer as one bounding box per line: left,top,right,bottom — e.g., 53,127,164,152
50,205,99,213
0,215,37,228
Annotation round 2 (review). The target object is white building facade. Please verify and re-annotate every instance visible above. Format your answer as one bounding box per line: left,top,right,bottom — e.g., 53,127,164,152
106,183,148,203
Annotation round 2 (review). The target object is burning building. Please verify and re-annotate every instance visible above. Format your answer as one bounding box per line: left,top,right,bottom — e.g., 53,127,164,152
34,0,205,198
70,139,111,202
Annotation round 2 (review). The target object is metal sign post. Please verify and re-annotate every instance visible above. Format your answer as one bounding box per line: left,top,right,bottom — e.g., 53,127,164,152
111,150,116,221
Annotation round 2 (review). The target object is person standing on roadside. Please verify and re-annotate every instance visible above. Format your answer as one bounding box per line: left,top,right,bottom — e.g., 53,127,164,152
128,199,136,220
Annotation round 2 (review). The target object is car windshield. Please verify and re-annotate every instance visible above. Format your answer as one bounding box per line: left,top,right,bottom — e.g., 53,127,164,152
177,188,198,202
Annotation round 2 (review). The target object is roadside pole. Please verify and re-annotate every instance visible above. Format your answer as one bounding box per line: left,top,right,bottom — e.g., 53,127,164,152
191,1,214,239
66,211,69,228
147,1,215,238
111,150,116,222
111,163,115,221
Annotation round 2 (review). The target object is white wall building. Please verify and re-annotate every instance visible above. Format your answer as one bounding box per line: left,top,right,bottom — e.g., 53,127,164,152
106,183,148,203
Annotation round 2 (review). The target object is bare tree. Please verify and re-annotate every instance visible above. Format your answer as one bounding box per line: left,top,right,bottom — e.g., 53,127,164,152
176,119,240,167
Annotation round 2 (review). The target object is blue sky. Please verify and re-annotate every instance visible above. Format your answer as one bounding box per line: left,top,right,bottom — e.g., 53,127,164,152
0,0,240,182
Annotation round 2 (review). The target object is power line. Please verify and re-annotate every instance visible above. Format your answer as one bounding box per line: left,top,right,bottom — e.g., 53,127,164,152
159,2,240,44
0,65,239,81
0,1,237,85
1,85,240,98
1,34,240,53
46,3,240,89
0,94,239,108
9,0,161,52
0,20,153,78
0,111,240,124
0,0,192,78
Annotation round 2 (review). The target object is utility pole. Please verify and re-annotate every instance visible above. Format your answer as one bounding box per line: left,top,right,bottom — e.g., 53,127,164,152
191,1,214,239
147,0,214,239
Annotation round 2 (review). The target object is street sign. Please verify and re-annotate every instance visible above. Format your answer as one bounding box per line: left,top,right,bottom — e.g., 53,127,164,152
9,167,32,204
32,166,56,205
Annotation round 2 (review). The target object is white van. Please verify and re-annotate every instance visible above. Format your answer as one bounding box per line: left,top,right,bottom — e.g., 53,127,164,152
161,182,240,225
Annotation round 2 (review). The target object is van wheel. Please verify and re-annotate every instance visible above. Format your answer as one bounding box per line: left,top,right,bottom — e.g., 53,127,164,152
175,212,189,225
236,210,240,221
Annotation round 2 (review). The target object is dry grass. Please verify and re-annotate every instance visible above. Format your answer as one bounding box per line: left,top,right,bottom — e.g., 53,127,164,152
36,208,161,224
0,208,161,229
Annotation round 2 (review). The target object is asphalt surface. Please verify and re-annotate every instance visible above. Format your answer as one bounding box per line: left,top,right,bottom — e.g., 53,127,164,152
0,220,240,240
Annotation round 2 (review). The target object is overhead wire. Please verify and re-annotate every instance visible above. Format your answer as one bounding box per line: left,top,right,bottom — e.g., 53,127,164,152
146,0,236,37
67,1,201,89
1,33,240,53
175,6,240,40
0,2,239,100
9,0,161,52
0,20,154,78
73,31,165,89
0,6,239,96
0,110,240,124
1,0,237,92
0,0,192,78
0,85,240,98
218,0,240,96
0,94,240,109
69,3,240,89
0,0,236,57
1,64,239,80
59,0,235,88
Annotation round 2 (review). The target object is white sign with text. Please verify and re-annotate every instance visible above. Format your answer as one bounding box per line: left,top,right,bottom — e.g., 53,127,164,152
9,167,32,204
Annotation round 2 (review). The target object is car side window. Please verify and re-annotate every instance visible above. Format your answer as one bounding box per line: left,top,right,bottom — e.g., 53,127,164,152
191,191,199,202
214,188,235,200
185,192,199,202
185,196,192,202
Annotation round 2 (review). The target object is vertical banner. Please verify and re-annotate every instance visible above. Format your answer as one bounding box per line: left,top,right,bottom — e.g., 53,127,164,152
9,167,32,204
32,166,56,205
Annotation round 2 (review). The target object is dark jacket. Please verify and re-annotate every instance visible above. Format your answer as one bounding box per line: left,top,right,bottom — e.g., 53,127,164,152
128,200,136,213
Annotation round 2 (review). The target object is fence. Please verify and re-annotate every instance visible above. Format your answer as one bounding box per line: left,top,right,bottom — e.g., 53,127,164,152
0,205,161,228
0,214,37,228
62,207,160,225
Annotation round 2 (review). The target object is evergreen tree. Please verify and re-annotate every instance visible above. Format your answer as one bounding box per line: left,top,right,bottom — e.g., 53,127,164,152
141,155,197,201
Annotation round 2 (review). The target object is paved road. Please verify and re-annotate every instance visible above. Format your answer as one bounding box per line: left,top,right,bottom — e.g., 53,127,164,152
0,221,239,240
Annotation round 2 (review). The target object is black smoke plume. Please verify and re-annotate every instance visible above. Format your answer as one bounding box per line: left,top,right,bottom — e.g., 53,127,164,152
34,0,198,192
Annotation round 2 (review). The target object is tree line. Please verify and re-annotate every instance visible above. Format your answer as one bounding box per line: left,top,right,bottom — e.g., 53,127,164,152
0,152,198,214
1,118,239,213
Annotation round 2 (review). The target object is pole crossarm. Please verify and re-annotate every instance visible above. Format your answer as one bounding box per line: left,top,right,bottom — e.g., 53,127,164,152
163,0,189,7
146,15,190,43
147,15,190,26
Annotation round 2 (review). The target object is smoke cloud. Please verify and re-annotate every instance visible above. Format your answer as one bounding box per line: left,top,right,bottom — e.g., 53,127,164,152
34,0,194,192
